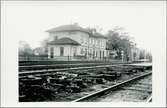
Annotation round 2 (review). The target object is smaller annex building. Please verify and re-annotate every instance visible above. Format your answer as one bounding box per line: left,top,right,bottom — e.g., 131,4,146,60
46,24,108,61
48,37,81,60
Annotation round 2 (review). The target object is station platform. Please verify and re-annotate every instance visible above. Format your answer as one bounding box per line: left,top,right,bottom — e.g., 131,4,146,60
125,63,152,67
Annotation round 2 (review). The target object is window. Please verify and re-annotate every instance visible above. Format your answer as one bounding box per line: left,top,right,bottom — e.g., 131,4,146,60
93,50,95,58
89,49,92,57
73,47,77,56
101,40,103,47
89,39,91,44
85,40,87,45
85,48,87,56
80,48,84,54
60,47,64,56
98,40,100,45
100,40,103,47
99,50,101,59
103,51,105,58
45,47,48,53
96,51,98,57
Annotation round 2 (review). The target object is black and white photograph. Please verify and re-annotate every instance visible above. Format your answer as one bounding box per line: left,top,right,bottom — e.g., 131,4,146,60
1,0,166,107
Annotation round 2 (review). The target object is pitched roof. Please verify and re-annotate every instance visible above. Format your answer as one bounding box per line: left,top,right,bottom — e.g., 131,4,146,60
48,37,81,46
46,24,107,39
46,24,89,34
91,32,107,39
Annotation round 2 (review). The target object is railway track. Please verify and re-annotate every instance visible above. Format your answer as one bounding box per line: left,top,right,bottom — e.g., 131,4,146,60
72,72,152,102
19,62,112,71
19,64,151,78
19,63,152,102
19,62,111,68
19,64,123,76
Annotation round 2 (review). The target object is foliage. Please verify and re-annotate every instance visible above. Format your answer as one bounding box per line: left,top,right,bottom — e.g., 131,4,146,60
106,27,135,59
19,41,34,56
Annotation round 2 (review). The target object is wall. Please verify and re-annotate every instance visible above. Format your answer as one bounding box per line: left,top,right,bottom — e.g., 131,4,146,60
48,45,79,58
48,31,108,60
50,31,89,46
130,47,140,61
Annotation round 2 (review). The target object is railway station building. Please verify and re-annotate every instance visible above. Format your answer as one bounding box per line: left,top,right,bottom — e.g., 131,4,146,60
46,24,108,60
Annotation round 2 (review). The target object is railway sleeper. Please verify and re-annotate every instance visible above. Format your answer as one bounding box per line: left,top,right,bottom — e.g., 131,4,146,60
65,85,81,93
20,85,56,101
130,85,152,89
72,79,87,88
121,87,152,93
49,78,86,89
79,74,117,80
19,78,46,85
49,78,71,85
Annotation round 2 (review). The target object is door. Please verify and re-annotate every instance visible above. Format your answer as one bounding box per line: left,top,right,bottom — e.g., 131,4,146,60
50,47,54,58
99,50,101,59
73,47,77,56
60,47,64,56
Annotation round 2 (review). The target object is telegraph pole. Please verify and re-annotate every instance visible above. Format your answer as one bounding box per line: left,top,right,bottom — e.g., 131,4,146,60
121,50,124,63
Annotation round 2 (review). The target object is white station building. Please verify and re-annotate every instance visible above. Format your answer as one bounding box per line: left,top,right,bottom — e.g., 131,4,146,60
46,24,108,60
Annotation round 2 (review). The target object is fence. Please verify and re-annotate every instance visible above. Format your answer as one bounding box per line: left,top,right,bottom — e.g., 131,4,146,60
19,55,48,61
19,55,121,62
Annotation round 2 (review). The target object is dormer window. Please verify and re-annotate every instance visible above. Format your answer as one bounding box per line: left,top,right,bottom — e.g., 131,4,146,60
54,36,58,40
80,38,84,43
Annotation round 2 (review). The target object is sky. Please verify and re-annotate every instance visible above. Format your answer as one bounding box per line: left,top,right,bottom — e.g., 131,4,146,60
2,1,166,53
1,2,167,106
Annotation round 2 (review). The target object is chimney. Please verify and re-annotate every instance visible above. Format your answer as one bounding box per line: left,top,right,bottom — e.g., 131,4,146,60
73,23,78,26
92,29,96,35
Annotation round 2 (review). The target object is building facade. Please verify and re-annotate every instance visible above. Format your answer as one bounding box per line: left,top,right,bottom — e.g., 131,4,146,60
46,24,108,60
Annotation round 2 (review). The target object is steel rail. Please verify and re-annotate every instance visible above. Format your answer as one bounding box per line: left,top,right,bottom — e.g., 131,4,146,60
19,62,111,68
146,95,152,102
72,72,152,102
19,64,125,76
19,63,152,78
